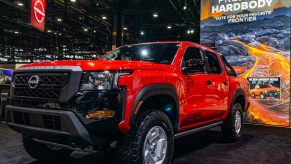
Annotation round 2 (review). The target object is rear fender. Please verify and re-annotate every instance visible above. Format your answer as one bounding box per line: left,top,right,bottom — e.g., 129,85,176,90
224,88,247,120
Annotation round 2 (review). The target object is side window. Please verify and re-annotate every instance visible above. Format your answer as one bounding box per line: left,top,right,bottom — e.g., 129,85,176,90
182,47,205,73
222,56,236,77
205,51,222,74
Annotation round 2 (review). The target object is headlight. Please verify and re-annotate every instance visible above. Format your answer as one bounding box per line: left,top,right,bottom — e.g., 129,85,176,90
80,71,131,91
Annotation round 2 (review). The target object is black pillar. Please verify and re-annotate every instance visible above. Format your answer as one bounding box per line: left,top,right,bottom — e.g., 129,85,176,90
112,13,123,50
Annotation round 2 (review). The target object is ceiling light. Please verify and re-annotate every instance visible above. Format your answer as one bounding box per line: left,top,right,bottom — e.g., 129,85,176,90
93,30,96,33
187,30,190,34
57,18,62,22
167,26,172,29
70,0,76,2
153,13,159,18
102,16,107,20
123,27,128,30
14,31,19,34
84,28,88,32
190,30,194,34
183,5,187,10
47,30,51,33
140,31,144,35
17,2,23,6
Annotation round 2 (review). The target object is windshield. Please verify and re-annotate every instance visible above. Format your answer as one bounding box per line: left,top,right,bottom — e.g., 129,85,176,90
100,43,180,64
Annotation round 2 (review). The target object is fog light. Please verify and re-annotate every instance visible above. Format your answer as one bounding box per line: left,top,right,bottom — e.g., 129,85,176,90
87,110,115,119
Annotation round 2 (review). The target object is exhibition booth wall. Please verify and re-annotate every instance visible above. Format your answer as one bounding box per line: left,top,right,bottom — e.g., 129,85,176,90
200,0,291,127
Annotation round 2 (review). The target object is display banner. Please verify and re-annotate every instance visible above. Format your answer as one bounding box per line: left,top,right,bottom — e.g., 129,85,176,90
30,0,46,31
200,0,291,127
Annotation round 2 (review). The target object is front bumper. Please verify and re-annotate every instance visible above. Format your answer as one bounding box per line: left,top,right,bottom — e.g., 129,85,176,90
263,91,280,99
6,105,115,146
7,67,127,147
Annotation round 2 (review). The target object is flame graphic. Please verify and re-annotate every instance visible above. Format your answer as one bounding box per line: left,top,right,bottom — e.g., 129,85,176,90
253,44,282,52
234,40,290,127
274,0,284,9
201,0,224,20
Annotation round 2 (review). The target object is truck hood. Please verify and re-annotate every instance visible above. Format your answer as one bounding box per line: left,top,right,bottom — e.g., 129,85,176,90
20,60,169,71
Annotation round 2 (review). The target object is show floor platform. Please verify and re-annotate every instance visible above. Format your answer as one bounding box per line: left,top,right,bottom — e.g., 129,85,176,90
0,122,291,164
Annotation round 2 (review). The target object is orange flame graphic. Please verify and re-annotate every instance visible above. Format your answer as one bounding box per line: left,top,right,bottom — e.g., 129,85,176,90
274,0,284,9
201,0,224,20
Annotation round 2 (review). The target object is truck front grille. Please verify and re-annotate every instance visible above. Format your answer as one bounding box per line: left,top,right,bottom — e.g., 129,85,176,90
13,73,69,100
12,111,62,131
13,111,30,126
43,115,61,131
14,88,61,99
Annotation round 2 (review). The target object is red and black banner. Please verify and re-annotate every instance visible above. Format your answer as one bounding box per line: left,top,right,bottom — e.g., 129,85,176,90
30,0,46,31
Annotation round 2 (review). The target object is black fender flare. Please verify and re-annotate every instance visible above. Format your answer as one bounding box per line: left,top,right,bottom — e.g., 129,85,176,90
231,88,248,112
130,84,179,125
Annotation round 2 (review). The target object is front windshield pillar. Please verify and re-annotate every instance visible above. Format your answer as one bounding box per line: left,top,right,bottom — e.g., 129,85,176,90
112,13,124,50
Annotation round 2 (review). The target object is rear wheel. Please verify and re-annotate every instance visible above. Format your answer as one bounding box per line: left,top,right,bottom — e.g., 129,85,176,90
22,137,72,162
116,110,174,164
221,102,243,142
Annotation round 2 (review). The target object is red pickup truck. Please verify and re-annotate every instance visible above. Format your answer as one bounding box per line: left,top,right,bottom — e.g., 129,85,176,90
5,41,249,163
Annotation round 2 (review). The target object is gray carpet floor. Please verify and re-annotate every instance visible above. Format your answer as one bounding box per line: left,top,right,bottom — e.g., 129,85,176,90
1,122,291,164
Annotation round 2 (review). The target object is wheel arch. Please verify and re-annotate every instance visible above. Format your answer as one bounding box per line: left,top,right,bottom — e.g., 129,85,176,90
231,88,247,112
130,84,179,131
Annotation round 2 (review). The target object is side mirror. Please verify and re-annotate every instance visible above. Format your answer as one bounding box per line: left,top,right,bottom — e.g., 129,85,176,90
182,59,205,74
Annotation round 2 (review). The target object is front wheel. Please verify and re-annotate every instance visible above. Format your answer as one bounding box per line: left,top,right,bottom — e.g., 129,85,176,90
221,103,243,142
260,93,265,99
116,110,174,164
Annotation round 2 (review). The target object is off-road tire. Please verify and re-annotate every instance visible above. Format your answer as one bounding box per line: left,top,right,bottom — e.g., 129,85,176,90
22,137,72,162
115,110,174,164
221,102,243,142
260,93,265,99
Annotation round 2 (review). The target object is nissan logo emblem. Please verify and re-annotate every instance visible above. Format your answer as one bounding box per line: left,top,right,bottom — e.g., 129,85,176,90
33,0,45,23
28,75,40,89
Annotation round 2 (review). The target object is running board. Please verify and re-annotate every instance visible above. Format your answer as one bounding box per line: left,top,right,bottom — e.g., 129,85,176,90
174,121,223,139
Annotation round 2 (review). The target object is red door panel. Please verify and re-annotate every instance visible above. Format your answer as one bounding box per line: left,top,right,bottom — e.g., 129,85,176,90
206,74,229,120
180,74,215,127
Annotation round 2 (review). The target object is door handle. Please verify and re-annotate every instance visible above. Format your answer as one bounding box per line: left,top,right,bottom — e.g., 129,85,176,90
206,80,212,85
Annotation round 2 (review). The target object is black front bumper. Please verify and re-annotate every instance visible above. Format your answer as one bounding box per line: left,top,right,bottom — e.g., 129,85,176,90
6,68,127,147
6,105,115,147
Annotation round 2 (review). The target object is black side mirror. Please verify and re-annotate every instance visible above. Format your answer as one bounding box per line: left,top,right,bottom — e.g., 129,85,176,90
182,59,205,74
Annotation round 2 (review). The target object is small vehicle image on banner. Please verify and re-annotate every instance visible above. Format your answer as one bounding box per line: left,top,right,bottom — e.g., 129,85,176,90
248,77,281,100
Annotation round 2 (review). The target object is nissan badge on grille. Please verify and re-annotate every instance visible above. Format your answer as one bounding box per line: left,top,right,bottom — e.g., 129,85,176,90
28,75,39,89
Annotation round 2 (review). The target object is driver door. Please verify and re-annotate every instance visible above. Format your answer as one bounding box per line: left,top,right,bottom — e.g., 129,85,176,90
180,47,215,128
